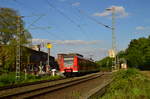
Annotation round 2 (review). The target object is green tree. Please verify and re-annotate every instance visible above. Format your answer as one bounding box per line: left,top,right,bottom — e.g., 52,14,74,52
96,57,113,71
97,36,150,70
124,37,150,69
0,8,32,72
1,8,20,44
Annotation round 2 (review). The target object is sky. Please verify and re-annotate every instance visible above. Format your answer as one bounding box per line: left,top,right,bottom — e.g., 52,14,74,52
0,0,150,60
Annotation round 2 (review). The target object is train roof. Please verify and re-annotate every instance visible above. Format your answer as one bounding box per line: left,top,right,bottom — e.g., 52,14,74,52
57,53,83,57
57,53,94,62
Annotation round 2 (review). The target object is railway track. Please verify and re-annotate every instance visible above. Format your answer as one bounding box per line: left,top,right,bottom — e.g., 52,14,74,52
0,77,66,91
0,72,104,99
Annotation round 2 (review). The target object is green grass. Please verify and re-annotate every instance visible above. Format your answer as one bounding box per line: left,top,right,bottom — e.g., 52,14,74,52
100,67,111,72
0,72,63,87
100,68,150,99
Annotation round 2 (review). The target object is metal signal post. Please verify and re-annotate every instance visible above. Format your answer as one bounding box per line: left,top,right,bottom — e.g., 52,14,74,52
46,43,52,72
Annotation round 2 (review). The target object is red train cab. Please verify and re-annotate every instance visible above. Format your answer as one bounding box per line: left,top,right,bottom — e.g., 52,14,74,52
57,53,99,76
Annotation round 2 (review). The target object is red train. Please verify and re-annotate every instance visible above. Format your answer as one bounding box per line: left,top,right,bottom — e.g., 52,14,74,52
57,53,99,76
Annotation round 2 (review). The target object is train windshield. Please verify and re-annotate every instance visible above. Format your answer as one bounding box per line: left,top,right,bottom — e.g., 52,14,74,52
64,57,74,67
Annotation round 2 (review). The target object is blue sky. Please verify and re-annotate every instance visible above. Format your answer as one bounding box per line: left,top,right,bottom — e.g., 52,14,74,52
1,0,150,60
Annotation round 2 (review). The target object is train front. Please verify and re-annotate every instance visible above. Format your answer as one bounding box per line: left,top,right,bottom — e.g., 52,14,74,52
57,54,78,76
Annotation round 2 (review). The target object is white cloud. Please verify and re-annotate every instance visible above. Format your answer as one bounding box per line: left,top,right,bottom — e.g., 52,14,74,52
72,2,80,6
93,5,129,18
55,40,99,45
78,48,108,60
32,39,101,46
55,47,108,61
32,39,106,60
136,26,150,30
93,11,111,17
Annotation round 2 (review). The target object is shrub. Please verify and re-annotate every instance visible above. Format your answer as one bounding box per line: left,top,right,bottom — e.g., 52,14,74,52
0,72,16,85
101,68,150,99
0,72,63,87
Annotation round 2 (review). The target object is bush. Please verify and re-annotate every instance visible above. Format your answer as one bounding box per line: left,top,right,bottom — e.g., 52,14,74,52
101,68,150,99
100,67,111,72
0,72,63,87
0,72,16,86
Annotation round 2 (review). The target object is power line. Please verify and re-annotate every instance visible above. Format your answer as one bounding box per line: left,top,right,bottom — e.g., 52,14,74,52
11,0,52,33
62,1,94,39
61,0,111,29
45,0,89,39
44,29,66,40
60,1,112,41
27,14,46,29
76,9,112,29
5,0,66,41
12,0,38,13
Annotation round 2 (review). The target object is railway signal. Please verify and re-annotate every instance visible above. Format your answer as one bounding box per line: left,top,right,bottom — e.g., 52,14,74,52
46,43,52,73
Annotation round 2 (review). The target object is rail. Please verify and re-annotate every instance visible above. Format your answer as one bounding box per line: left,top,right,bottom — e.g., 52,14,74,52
0,72,103,98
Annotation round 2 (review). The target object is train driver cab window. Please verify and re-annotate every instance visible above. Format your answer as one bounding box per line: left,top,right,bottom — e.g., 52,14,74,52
64,57,74,67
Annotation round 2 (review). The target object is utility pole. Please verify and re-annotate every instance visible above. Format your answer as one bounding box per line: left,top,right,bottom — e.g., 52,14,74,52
16,16,21,81
106,7,117,71
15,14,47,79
112,7,117,70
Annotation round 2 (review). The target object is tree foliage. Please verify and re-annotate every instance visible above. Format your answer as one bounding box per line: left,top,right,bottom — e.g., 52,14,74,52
97,36,150,70
125,37,150,69
96,57,113,71
0,8,32,72
0,8,32,45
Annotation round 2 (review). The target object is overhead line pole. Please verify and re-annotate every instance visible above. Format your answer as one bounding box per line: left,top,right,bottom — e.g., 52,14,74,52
106,7,117,71
15,14,44,81
16,16,22,81
112,7,117,70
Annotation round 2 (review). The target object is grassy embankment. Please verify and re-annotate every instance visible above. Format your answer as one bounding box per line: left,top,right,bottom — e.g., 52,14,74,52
100,69,150,99
0,72,62,87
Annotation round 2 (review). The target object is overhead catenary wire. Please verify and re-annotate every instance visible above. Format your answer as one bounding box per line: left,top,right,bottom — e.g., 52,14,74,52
62,1,95,39
76,8,112,29
45,0,89,39
5,0,65,40
12,0,39,14
10,0,48,31
56,0,112,41
27,15,46,29
11,0,90,40
60,0,112,29
11,0,50,30
1,0,74,54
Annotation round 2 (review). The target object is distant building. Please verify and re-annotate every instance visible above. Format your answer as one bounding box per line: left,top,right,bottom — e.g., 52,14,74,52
31,45,41,51
121,63,127,69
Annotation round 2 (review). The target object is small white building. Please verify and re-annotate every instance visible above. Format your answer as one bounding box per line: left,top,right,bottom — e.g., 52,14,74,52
121,63,127,69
